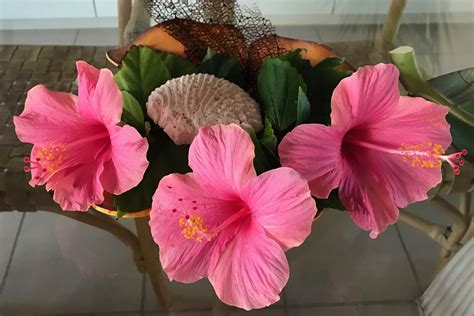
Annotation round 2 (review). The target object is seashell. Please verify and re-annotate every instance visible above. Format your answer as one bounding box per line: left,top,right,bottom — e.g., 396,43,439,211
147,74,263,145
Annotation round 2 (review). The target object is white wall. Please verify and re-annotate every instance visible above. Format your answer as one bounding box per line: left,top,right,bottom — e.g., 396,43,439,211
0,0,473,30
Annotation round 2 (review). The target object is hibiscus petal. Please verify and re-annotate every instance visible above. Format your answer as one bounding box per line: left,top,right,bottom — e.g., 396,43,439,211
357,96,451,207
241,167,316,250
100,125,149,195
339,167,399,239
150,173,242,283
189,124,256,199
76,61,122,125
279,124,344,198
46,158,107,211
331,63,400,129
208,219,289,311
14,85,92,144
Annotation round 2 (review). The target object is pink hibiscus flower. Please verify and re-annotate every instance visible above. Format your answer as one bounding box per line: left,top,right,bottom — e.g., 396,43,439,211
14,61,149,211
279,63,464,238
149,124,316,310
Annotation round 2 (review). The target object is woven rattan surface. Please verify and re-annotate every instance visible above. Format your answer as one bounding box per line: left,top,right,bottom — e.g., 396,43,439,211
0,45,115,212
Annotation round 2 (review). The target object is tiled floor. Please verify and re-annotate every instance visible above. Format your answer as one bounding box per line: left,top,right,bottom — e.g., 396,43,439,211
0,21,473,316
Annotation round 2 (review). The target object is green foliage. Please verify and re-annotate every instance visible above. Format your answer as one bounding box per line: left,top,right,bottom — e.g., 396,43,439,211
296,87,311,124
428,68,474,161
278,50,352,125
114,46,196,109
249,130,280,175
258,58,307,132
121,91,145,132
259,118,278,152
115,127,190,213
198,48,245,88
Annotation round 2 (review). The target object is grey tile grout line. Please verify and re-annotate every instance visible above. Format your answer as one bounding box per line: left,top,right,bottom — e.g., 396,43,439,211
0,212,26,295
394,223,423,293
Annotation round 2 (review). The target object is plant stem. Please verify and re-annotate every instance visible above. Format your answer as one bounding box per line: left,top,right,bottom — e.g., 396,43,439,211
390,46,474,126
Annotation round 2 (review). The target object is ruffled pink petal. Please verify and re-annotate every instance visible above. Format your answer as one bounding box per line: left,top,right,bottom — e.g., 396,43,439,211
353,96,451,207
241,167,317,250
331,63,400,129
100,125,149,195
279,124,344,199
150,173,243,283
76,61,122,125
208,219,289,311
339,166,399,239
14,85,93,144
46,157,107,211
189,124,256,199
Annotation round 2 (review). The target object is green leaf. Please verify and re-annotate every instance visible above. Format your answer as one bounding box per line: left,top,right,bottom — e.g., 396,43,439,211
114,46,172,107
258,58,307,132
296,87,311,124
121,91,145,131
278,50,351,125
115,209,126,219
159,51,197,78
428,68,474,161
115,128,190,213
249,131,273,174
203,47,216,62
428,68,474,114
198,48,245,87
259,118,277,152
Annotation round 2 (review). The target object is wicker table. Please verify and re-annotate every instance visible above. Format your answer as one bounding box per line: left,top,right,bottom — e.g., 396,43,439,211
0,44,176,312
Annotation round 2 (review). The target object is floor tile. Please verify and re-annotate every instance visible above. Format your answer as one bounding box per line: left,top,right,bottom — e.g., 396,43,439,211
0,29,78,45
0,212,23,290
0,211,143,314
144,276,218,312
288,305,359,316
284,210,419,305
359,302,420,316
75,28,119,46
397,193,473,290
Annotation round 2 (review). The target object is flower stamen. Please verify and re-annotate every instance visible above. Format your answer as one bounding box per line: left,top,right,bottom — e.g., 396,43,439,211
179,214,212,243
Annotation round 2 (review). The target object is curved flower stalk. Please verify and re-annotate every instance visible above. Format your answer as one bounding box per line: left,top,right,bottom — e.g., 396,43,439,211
279,63,463,238
149,124,317,310
14,61,149,211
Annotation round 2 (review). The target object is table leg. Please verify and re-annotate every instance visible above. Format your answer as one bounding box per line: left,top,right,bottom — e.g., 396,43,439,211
135,217,172,311
118,0,132,46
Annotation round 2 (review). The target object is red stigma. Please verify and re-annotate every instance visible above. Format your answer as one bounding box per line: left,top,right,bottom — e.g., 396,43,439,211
36,157,41,161
178,198,183,201
23,157,30,163
23,166,30,172
461,149,468,155
185,215,190,220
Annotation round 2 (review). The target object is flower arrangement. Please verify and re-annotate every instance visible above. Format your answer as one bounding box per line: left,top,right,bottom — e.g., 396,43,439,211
13,2,468,312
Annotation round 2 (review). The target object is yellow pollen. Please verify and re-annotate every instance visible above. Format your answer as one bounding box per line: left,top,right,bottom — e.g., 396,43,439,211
179,214,210,243
399,141,445,169
37,142,66,172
